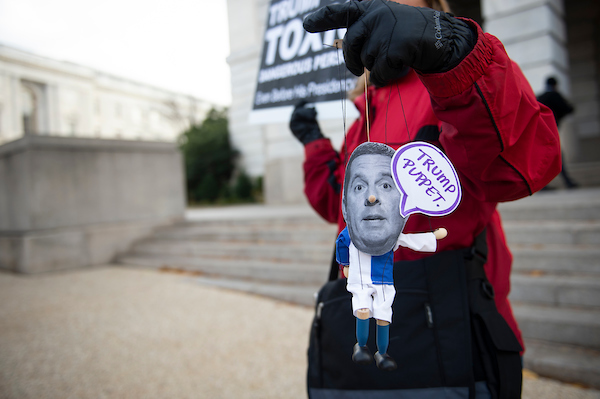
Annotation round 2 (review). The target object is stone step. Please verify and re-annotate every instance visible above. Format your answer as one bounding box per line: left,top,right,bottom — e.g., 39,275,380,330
187,275,319,307
510,274,600,309
510,245,600,275
503,220,600,246
117,254,330,285
129,239,333,263
565,162,600,189
523,338,600,390
153,219,600,247
122,249,600,307
126,235,600,281
498,187,600,221
513,303,600,350
150,222,337,244
184,204,322,223
169,217,332,230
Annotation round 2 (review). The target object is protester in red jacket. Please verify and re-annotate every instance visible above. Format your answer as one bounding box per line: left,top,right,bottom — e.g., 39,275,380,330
290,0,561,355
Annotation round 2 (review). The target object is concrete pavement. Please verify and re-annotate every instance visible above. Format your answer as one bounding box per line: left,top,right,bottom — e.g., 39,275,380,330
1,266,598,399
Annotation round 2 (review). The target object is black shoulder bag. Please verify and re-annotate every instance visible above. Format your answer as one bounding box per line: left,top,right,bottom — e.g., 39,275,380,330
307,230,523,399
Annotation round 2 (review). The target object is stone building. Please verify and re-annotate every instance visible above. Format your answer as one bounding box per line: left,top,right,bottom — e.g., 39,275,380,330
226,0,600,205
0,44,212,145
0,44,213,273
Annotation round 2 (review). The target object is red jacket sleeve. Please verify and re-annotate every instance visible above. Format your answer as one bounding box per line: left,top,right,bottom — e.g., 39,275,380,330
303,138,342,223
418,19,562,202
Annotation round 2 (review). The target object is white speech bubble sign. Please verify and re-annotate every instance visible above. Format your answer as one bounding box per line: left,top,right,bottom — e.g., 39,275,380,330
391,142,462,218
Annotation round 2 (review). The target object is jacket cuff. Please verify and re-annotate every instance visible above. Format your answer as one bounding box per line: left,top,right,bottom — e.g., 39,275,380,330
305,137,334,158
417,18,493,98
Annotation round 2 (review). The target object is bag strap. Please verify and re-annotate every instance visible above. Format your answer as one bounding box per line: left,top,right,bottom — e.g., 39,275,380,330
464,228,488,279
328,246,340,282
462,229,487,399
465,228,523,399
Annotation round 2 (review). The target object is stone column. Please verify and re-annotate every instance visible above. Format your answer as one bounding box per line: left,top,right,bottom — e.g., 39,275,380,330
226,0,269,180
483,0,569,94
482,0,575,165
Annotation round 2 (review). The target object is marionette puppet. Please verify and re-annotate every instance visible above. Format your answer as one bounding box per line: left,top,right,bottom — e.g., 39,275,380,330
336,141,461,371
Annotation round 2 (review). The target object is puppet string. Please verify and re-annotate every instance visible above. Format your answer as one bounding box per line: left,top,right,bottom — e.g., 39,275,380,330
325,40,349,163
327,35,351,164
335,42,349,164
396,81,412,142
334,45,347,149
393,82,435,232
385,84,392,145
364,68,371,142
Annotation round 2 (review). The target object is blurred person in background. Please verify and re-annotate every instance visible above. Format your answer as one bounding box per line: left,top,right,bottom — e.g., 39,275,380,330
537,76,578,189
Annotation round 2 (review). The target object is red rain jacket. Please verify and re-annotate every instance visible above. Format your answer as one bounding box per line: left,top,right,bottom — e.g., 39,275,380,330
302,21,562,350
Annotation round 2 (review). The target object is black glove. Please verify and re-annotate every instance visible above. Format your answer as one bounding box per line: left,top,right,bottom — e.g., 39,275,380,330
303,0,476,87
289,101,324,145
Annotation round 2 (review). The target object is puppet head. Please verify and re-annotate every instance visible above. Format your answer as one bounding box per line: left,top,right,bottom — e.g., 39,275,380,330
342,142,406,256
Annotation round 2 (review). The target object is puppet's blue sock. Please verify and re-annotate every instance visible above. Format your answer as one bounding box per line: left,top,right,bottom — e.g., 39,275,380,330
356,318,369,347
376,324,390,354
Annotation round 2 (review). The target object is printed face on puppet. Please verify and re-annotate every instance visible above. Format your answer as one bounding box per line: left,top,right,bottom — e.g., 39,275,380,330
342,142,407,256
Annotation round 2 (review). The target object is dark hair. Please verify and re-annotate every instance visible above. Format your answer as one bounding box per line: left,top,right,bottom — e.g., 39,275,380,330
546,76,558,87
342,142,395,213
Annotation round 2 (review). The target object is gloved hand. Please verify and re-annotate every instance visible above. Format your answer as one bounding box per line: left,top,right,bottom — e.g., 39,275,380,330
303,0,476,87
289,101,324,145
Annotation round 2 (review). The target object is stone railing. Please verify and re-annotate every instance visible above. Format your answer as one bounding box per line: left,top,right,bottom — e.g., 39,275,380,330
0,135,186,273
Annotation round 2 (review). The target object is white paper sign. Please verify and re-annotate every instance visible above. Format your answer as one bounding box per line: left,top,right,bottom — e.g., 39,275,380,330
391,142,462,218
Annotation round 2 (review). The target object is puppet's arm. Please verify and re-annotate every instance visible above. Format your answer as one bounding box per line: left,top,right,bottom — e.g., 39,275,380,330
336,227,351,278
434,228,448,240
395,228,447,252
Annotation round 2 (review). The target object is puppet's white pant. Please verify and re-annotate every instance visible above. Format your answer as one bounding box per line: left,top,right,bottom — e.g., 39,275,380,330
347,283,396,323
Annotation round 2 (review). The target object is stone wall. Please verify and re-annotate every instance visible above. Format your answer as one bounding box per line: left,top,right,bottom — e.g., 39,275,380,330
0,135,185,273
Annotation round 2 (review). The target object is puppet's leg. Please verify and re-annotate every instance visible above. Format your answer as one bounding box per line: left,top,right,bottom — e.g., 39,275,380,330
352,308,373,364
373,284,397,371
356,309,370,346
348,283,375,365
376,319,390,354
375,320,397,371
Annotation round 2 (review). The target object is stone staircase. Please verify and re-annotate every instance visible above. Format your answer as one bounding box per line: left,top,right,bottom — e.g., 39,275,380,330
498,188,600,388
117,205,338,304
550,161,600,189
116,188,600,388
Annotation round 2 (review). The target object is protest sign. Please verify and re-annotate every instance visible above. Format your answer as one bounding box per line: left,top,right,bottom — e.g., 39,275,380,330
391,142,462,218
249,0,358,124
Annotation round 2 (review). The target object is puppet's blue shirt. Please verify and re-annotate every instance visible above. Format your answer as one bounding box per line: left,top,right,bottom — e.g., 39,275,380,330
335,227,394,285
